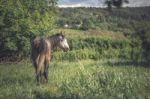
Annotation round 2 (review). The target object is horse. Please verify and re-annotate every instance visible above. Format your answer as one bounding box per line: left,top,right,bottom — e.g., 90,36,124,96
31,32,69,84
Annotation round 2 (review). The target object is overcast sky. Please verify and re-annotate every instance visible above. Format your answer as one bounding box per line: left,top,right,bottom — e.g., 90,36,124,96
58,0,150,7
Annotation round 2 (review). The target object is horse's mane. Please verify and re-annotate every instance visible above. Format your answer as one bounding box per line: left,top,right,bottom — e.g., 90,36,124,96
48,33,64,39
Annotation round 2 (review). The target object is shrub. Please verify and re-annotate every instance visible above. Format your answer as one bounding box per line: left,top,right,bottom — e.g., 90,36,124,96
0,0,57,60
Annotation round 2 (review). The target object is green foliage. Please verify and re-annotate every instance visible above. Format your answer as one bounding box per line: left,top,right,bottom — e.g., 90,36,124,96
134,26,150,64
55,7,150,64
57,7,150,32
52,35,142,62
81,18,95,30
0,0,57,59
1,6,150,63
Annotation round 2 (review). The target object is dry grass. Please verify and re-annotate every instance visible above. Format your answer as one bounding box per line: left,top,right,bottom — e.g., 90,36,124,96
87,28,127,40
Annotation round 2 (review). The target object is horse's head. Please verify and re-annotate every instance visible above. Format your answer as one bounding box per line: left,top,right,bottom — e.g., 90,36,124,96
56,32,70,52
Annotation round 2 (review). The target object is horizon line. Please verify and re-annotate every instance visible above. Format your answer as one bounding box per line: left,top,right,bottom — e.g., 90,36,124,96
58,5,150,8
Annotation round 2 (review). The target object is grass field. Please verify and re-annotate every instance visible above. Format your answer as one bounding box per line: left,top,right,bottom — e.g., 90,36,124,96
0,60,149,99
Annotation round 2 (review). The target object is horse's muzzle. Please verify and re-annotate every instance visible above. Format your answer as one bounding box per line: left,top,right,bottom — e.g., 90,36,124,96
64,47,70,52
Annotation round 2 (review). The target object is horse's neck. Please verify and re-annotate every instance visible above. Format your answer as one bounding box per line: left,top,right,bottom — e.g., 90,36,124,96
48,36,57,51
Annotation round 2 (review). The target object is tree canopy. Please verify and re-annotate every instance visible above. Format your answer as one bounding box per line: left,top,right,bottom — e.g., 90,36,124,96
0,0,57,60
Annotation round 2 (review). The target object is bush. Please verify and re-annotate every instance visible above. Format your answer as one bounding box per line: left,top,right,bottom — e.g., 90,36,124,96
0,0,57,60
81,19,95,30
52,36,142,61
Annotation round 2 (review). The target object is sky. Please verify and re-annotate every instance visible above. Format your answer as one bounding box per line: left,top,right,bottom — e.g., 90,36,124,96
58,0,150,8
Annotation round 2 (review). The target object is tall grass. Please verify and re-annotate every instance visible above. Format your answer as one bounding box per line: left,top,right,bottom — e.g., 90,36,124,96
0,60,149,99
52,31,143,62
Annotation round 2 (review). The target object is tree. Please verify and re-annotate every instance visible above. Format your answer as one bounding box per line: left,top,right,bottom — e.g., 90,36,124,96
0,0,57,60
104,0,129,10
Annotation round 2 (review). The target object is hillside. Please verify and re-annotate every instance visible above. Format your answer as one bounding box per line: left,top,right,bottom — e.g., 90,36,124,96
54,7,150,64
57,7,150,33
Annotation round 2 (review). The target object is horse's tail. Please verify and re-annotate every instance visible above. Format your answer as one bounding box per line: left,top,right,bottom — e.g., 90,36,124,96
31,38,47,67
31,37,41,64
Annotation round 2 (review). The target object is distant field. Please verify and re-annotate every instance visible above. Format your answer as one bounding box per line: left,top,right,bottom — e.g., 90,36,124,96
55,28,126,40
0,60,149,99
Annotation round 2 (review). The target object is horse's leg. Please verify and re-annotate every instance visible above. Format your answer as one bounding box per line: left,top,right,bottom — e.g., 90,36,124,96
35,64,41,85
36,69,40,85
33,62,39,84
36,54,45,85
44,58,49,83
32,60,40,85
39,70,43,83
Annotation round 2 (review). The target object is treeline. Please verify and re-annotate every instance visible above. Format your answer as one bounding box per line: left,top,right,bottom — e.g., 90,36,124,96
57,7,150,31
0,0,57,60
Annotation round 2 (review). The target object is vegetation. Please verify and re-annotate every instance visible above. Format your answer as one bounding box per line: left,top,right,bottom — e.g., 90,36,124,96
0,1,150,98
57,7,150,32
0,61,149,99
0,0,57,60
55,7,150,64
0,5,150,63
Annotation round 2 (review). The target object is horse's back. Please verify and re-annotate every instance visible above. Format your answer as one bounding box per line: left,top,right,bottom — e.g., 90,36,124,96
31,37,51,62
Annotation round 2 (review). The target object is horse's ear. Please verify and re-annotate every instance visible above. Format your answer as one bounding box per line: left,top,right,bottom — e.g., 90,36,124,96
62,31,66,37
61,31,65,36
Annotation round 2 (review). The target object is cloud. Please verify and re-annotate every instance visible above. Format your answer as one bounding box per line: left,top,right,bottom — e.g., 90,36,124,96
127,0,150,7
58,0,150,7
59,4,84,8
58,0,105,7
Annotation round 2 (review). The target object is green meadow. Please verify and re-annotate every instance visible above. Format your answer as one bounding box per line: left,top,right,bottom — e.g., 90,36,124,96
0,60,150,99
